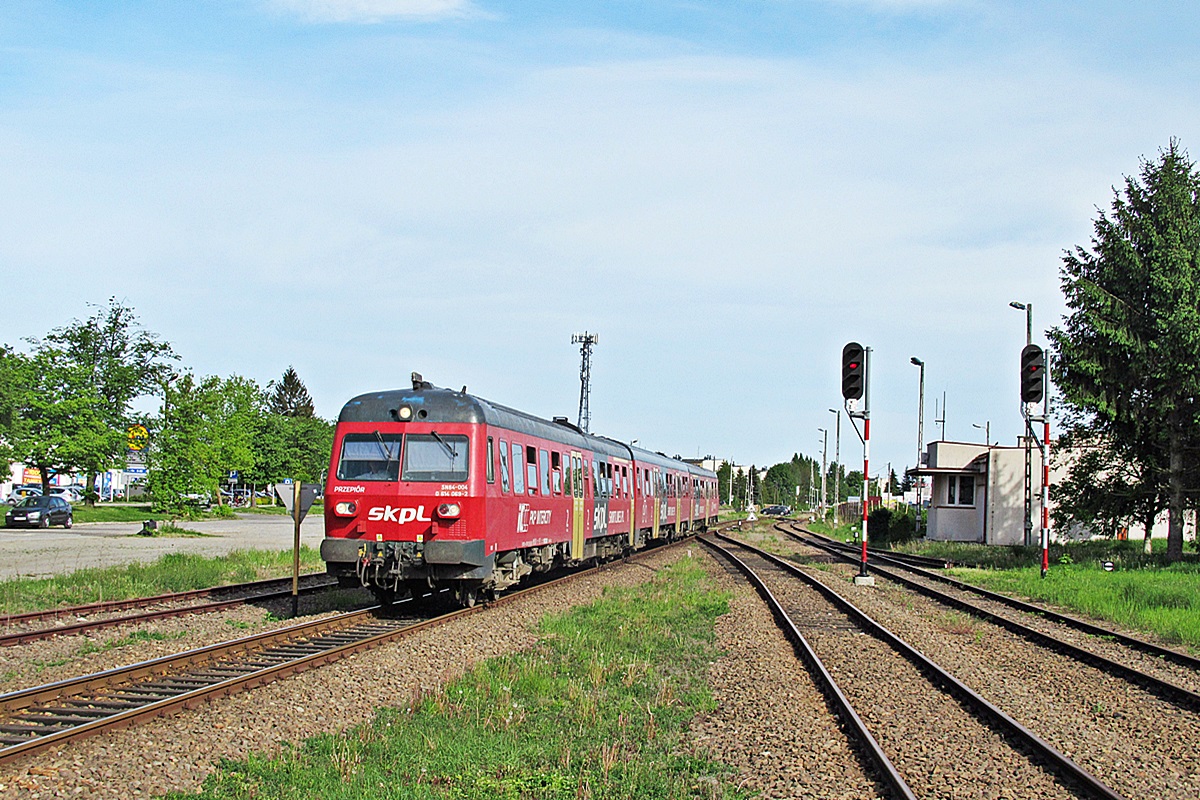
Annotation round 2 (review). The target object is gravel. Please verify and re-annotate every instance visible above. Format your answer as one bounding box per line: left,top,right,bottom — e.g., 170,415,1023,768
690,551,884,799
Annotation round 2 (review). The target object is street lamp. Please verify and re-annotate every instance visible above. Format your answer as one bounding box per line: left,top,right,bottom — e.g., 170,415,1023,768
1010,301,1034,546
910,357,925,533
1009,301,1032,346
972,421,990,445
828,408,840,521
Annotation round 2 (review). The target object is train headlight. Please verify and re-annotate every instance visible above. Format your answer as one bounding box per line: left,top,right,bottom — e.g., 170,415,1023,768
398,406,413,420
436,502,461,519
334,501,358,516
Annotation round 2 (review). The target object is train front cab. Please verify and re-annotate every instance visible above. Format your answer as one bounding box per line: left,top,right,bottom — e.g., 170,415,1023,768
322,411,493,606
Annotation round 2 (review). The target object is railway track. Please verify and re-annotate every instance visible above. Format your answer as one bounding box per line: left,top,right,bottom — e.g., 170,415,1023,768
0,537,700,765
787,525,1200,702
0,573,340,647
792,525,1195,671
702,531,1126,800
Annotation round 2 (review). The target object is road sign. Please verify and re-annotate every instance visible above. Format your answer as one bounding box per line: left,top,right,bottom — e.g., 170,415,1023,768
127,424,149,451
276,482,321,522
229,470,239,485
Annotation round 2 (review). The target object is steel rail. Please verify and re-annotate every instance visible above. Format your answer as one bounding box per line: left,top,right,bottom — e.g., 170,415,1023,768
789,525,1200,676
0,534,702,765
0,573,330,627
0,575,338,647
698,536,917,800
793,528,950,569
713,531,1127,800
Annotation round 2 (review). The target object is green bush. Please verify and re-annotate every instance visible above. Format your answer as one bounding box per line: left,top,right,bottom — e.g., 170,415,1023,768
867,506,920,548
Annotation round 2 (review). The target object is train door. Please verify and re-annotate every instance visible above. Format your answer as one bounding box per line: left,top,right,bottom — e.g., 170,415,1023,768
626,465,635,546
651,468,661,539
571,451,585,560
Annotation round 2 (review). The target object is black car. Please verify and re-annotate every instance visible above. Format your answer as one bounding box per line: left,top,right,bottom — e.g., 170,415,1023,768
5,495,73,528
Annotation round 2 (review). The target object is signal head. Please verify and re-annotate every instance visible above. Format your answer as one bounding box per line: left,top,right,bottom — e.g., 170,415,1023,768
841,342,865,400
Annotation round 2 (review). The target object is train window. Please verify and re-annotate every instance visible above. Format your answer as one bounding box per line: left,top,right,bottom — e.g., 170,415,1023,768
336,433,402,482
487,437,495,484
512,443,525,494
401,434,469,482
528,443,542,494
622,466,629,496
551,452,562,495
499,439,511,493
539,449,550,496
606,464,614,497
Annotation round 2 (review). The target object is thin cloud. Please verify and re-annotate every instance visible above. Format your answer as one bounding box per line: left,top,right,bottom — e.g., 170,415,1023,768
267,0,480,23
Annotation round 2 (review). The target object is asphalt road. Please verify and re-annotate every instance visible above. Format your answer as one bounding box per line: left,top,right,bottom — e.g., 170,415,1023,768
0,514,326,580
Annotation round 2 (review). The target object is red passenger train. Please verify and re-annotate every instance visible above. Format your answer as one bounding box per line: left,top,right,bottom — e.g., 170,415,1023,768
320,374,719,606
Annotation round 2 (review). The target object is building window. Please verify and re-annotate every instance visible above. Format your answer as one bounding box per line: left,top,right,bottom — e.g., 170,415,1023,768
947,475,976,506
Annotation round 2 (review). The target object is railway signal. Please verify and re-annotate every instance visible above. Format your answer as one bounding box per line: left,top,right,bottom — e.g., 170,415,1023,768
841,342,865,400
842,341,873,586
1020,344,1045,403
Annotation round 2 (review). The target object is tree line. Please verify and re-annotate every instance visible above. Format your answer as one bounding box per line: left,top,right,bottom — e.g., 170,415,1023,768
0,299,332,513
716,454,900,511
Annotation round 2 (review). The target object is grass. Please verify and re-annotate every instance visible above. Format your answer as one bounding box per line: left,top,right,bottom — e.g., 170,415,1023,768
135,522,214,538
950,561,1200,651
0,547,326,615
167,557,745,800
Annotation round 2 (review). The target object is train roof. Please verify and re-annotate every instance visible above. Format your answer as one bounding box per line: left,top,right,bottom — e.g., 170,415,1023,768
339,384,715,478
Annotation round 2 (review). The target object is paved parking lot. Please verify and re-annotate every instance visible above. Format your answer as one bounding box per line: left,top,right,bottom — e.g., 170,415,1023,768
0,514,326,580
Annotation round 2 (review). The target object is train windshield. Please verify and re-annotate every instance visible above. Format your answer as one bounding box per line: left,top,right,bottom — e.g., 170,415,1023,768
402,434,470,482
337,433,402,481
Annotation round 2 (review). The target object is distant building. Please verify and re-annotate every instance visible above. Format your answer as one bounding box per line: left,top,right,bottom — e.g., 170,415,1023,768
909,440,1043,546
909,439,1195,545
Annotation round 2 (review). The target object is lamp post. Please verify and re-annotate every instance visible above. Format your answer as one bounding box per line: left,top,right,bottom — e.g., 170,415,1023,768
818,427,827,519
910,357,925,534
828,408,840,522
1011,301,1034,546
972,421,990,444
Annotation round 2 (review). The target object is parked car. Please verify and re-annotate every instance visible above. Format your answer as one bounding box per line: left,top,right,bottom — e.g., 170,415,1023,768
5,495,73,528
761,504,791,516
4,486,42,505
49,487,81,503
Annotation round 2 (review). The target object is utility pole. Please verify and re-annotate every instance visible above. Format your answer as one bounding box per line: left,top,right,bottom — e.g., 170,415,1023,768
818,428,828,519
571,332,599,433
828,408,841,522
910,357,925,535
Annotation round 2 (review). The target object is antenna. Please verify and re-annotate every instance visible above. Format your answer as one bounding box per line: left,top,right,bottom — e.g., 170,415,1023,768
571,331,599,433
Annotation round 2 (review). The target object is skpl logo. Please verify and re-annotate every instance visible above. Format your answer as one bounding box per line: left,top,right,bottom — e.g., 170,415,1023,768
367,505,432,524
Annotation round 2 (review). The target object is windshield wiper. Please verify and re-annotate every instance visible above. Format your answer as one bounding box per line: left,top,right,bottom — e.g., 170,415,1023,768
430,430,457,461
373,431,398,466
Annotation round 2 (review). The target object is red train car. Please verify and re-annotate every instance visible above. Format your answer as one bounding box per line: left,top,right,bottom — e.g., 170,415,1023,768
320,376,718,606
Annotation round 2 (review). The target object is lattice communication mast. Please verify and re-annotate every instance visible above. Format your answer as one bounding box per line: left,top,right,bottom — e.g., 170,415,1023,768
572,332,599,433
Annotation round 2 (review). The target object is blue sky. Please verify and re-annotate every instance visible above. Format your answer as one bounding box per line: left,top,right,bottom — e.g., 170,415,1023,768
3,1,1198,478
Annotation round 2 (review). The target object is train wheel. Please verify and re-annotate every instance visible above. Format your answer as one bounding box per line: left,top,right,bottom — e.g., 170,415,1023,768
372,587,396,607
455,586,477,608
